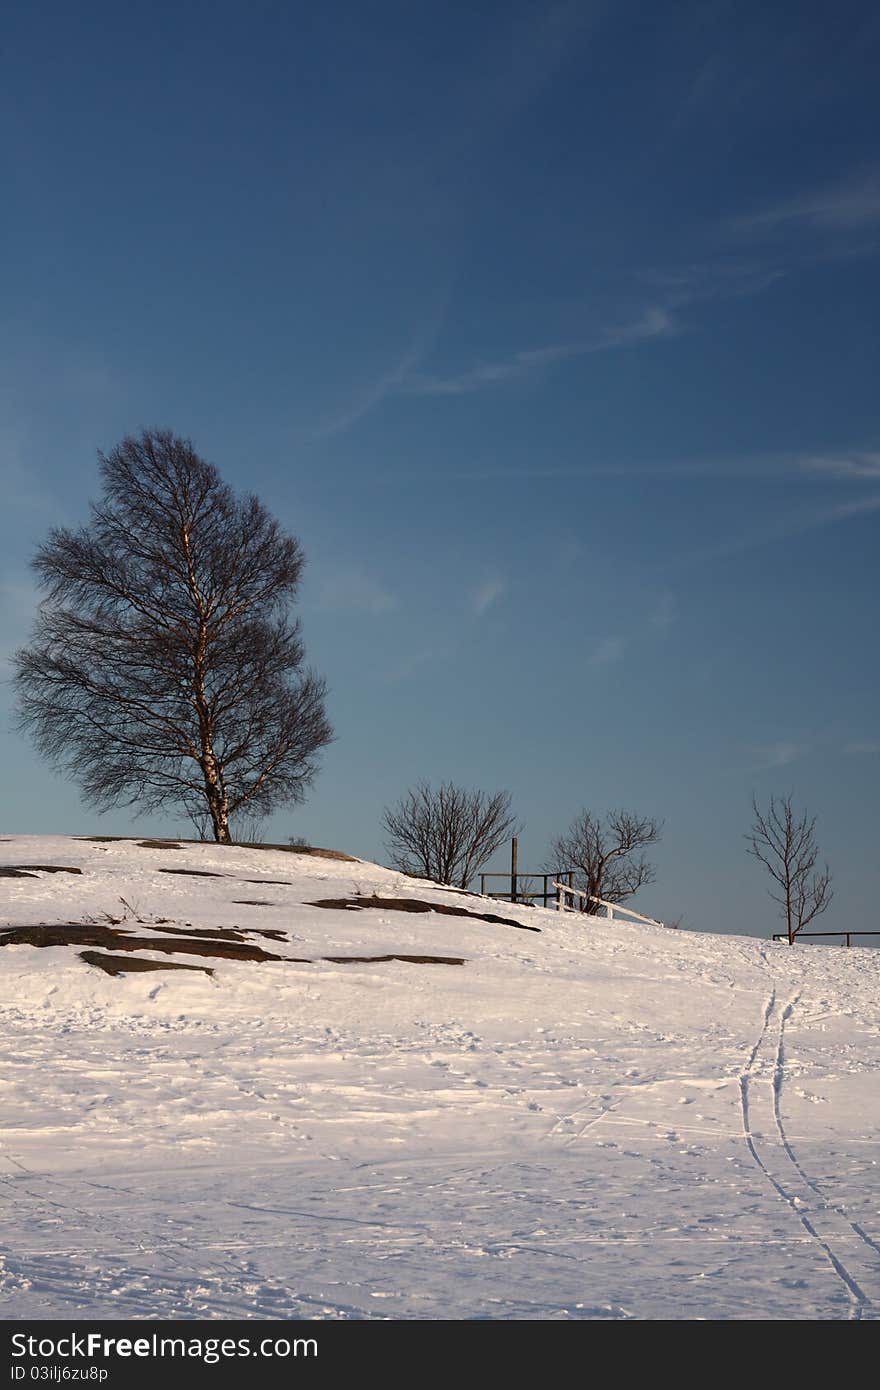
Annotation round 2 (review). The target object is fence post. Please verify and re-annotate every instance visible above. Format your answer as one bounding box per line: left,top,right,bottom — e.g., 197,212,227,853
510,836,518,905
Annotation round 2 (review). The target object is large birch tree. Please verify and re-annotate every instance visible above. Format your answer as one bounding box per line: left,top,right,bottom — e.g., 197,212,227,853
14,429,332,843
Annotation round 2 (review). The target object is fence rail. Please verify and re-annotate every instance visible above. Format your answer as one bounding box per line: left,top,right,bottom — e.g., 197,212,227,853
479,870,572,908
772,931,880,948
553,882,666,928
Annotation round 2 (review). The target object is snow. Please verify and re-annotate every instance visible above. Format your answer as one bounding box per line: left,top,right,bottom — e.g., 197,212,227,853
1,834,879,1320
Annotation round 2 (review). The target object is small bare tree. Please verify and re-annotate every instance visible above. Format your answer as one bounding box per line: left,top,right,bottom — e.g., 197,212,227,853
547,808,663,914
382,781,519,888
14,429,333,843
746,794,833,945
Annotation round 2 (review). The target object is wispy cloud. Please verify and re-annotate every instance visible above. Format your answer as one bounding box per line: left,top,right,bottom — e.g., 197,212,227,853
599,307,676,346
306,353,419,441
314,567,399,616
669,491,880,569
651,590,676,634
381,646,446,685
843,739,880,757
378,444,880,493
403,307,677,398
801,451,880,481
590,635,627,668
400,246,804,403
472,576,505,617
301,283,452,440
455,1,601,158
305,315,442,440
0,579,39,673
733,170,880,235
748,740,811,770
635,258,789,306
0,580,38,614
0,433,57,516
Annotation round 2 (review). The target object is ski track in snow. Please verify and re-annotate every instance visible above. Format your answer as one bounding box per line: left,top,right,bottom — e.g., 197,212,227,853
1,834,879,1320
738,988,876,1319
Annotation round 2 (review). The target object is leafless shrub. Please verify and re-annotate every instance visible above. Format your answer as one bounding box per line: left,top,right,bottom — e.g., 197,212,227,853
230,815,268,845
382,781,520,888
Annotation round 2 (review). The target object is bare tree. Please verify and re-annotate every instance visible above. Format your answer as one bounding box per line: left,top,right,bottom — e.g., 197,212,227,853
382,781,520,887
746,794,833,945
546,808,663,914
14,429,333,843
509,875,537,905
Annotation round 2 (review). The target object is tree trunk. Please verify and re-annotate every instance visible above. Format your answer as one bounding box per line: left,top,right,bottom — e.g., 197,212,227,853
189,605,231,844
209,796,230,844
786,871,793,944
201,750,230,843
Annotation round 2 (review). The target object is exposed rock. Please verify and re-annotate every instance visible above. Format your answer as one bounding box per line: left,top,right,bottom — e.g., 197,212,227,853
159,867,227,879
0,865,83,878
0,923,285,962
323,954,464,966
306,895,540,933
80,951,214,977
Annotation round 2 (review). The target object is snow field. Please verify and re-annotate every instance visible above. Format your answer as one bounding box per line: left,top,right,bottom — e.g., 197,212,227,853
2,836,879,1319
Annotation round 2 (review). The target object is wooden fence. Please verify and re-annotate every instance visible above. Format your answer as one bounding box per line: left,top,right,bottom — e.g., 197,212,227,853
479,870,573,908
772,931,880,948
553,883,666,927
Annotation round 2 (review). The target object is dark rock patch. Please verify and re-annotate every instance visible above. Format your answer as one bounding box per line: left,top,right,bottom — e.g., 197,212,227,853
80,951,214,978
146,923,249,942
0,865,84,878
159,867,227,879
1,924,134,949
0,923,285,962
245,843,356,861
306,895,540,933
136,840,182,850
159,868,293,885
233,899,275,907
2,924,464,971
144,922,289,944
323,954,464,966
238,878,291,886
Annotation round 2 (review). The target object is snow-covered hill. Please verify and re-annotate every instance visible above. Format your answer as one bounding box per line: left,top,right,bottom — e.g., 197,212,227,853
2,834,879,1320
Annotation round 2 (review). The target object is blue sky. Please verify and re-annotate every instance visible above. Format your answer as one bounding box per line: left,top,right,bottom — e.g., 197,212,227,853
2,0,879,936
